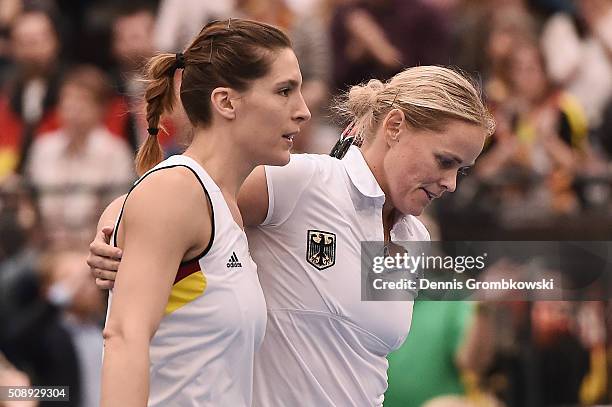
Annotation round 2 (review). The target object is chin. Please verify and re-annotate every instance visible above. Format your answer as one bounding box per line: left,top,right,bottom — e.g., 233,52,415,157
268,150,291,167
405,206,424,216
416,206,427,216
397,199,426,216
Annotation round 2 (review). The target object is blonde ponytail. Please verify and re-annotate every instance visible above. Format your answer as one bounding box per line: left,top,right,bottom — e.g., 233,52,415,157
342,79,384,145
334,66,495,145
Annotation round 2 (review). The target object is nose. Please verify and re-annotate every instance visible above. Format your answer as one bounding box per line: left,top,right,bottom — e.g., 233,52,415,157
440,170,457,193
294,91,311,124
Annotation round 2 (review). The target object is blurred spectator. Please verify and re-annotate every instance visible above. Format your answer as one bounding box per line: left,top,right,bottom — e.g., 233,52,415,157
386,301,496,407
238,0,335,153
0,8,63,180
0,184,81,407
483,5,537,105
38,250,105,407
530,301,595,406
0,178,40,348
112,3,193,154
24,65,134,248
0,250,104,407
531,301,586,395
109,4,155,151
482,300,605,407
0,353,37,407
438,0,490,75
284,0,324,15
0,0,22,83
239,0,331,111
541,0,612,131
153,0,235,53
111,4,155,92
476,40,594,218
575,301,608,405
330,0,451,91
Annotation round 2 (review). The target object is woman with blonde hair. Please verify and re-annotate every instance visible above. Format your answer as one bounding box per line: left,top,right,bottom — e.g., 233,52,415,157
91,65,494,406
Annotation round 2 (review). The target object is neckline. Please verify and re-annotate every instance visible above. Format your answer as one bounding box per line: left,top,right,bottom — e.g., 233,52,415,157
342,146,385,200
178,155,246,233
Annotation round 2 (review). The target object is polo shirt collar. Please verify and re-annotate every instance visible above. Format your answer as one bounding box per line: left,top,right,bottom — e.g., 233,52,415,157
342,145,385,199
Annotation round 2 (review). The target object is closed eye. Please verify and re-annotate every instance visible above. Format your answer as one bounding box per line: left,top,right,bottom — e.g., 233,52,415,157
436,155,455,169
437,154,472,176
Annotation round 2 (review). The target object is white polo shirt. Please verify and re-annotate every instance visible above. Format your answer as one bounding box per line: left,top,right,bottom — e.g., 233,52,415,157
247,146,430,407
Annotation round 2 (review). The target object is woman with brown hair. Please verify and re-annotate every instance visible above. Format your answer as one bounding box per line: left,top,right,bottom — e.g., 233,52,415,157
99,18,310,406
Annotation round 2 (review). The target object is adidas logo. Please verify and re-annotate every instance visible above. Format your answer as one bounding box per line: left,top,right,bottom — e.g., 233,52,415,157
226,252,242,268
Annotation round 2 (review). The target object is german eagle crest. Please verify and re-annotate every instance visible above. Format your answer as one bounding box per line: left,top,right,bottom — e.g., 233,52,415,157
306,230,336,270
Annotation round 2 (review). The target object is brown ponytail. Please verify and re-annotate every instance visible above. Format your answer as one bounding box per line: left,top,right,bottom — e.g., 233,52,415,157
135,53,180,176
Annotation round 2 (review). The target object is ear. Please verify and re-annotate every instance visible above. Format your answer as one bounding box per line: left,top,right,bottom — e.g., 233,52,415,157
210,87,238,120
382,109,406,147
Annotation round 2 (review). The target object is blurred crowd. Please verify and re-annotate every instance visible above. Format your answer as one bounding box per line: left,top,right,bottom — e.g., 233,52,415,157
0,0,610,406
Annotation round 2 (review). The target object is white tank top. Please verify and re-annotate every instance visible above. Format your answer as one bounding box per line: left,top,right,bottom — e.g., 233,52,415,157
105,155,267,406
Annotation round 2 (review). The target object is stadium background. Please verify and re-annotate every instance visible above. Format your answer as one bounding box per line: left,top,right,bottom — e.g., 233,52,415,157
0,0,610,406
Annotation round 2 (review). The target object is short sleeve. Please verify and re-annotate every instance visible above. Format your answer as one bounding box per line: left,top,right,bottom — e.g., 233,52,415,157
261,154,318,227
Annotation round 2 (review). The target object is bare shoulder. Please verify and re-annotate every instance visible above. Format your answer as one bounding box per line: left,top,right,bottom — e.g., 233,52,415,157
124,169,204,217
119,167,212,257
97,194,127,230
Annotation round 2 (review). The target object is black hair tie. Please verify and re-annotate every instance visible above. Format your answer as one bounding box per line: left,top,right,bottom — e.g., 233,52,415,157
173,53,185,71
329,136,354,159
147,127,159,136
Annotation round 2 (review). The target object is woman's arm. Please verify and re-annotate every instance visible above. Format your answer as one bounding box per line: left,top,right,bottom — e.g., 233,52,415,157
88,164,267,294
345,8,402,69
238,166,269,227
101,169,211,406
87,195,125,289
